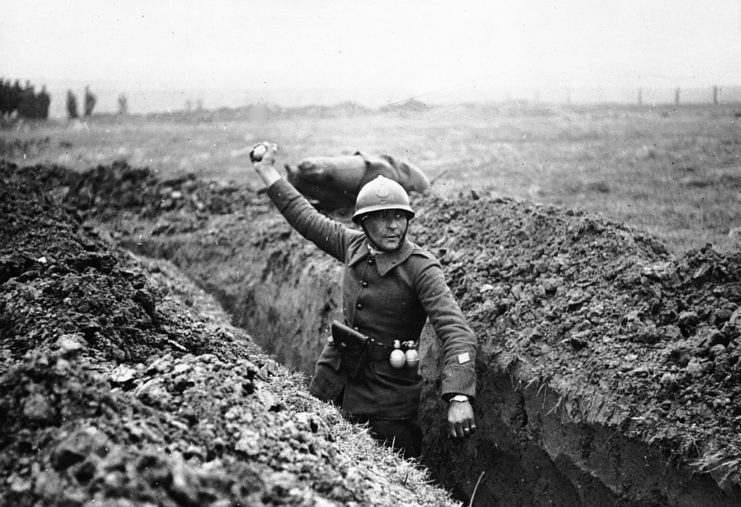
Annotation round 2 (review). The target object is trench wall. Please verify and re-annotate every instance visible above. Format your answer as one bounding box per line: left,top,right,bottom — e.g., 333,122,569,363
128,233,740,507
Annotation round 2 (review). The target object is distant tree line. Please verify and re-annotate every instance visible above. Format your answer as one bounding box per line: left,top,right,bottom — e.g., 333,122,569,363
0,79,50,120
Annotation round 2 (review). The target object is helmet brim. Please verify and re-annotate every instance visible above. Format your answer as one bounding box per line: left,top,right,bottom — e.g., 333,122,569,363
352,204,415,223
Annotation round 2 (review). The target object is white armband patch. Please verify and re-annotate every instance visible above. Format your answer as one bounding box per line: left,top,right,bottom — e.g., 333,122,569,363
457,352,470,364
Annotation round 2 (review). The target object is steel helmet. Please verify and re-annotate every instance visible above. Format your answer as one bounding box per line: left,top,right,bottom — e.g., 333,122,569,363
352,176,415,223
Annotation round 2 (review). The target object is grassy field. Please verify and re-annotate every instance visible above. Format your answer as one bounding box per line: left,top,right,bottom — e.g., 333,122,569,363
3,102,740,254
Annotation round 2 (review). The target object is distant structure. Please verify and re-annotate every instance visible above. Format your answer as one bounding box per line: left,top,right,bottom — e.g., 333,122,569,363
117,94,128,115
83,86,97,116
66,90,79,119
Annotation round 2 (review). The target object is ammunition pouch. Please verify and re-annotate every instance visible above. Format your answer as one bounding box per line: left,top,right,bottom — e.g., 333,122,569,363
331,320,370,379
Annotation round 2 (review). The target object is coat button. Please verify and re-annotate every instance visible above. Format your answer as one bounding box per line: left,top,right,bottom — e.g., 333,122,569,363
356,303,363,309
361,281,368,287
368,257,375,265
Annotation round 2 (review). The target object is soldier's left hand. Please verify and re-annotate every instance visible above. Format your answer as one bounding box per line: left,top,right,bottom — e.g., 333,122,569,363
448,400,476,439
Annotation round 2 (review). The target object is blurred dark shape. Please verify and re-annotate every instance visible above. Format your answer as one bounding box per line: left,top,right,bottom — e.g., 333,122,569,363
37,85,51,119
285,152,432,210
117,94,128,115
0,80,22,119
67,90,79,119
83,86,97,116
1,79,51,120
16,81,35,119
10,81,23,116
0,79,12,118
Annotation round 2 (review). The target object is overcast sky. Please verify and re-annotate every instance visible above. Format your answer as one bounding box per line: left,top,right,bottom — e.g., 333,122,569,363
2,0,741,109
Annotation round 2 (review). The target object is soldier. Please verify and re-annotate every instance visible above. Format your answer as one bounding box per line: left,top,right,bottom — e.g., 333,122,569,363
66,90,78,119
37,85,51,120
0,79,8,118
17,81,35,119
248,142,477,459
117,94,128,115
83,86,96,116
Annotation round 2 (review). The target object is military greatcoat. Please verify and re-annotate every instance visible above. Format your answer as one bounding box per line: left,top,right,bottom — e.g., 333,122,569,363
267,179,477,419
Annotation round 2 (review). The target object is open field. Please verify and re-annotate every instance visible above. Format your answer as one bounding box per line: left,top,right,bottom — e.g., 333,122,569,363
3,102,741,254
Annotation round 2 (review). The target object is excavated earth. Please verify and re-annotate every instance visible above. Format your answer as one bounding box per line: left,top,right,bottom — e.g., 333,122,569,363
0,160,458,507
3,159,741,506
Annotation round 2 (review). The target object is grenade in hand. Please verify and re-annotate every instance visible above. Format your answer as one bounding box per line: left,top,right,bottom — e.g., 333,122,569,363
250,144,268,162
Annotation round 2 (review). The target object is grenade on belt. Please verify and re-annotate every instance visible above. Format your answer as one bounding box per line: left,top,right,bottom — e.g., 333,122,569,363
390,340,406,369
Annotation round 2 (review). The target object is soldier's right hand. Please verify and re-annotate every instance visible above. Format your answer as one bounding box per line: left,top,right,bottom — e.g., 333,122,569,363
250,142,277,165
248,142,282,187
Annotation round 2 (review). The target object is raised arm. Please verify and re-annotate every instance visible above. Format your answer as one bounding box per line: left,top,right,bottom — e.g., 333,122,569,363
248,142,360,262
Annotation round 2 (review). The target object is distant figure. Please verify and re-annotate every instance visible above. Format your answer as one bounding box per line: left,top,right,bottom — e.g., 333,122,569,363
66,90,79,119
37,85,51,119
83,86,96,116
17,82,35,119
117,94,128,115
10,80,23,117
0,79,7,117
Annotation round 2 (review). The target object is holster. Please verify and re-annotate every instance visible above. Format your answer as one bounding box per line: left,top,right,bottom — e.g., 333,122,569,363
331,320,370,379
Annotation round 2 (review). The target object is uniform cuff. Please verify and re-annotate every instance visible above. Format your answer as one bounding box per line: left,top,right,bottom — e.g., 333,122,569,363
441,364,476,400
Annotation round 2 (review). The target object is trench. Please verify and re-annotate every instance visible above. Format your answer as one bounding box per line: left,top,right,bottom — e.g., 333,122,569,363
123,216,741,507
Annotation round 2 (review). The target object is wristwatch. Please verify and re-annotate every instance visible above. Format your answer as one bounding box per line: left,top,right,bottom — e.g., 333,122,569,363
449,394,469,403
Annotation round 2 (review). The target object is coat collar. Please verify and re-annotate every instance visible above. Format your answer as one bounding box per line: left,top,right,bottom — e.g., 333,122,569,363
347,239,415,276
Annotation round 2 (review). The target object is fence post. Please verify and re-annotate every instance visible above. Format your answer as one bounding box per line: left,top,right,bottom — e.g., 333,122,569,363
713,86,718,106
675,87,680,105
637,87,643,106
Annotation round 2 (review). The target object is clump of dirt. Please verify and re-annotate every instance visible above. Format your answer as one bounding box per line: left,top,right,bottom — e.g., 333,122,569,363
0,161,458,506
32,160,259,223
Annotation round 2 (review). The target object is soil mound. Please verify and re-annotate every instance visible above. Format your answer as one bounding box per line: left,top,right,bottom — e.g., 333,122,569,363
0,161,457,506
5,159,741,505
417,192,741,455
411,192,741,501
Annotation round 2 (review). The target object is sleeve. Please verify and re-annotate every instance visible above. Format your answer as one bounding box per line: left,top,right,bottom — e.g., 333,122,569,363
414,256,477,400
266,179,354,262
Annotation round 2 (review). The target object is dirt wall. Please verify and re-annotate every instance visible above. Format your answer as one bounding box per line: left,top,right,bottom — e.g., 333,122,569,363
0,160,461,506
15,160,741,506
126,211,741,505
132,201,740,506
